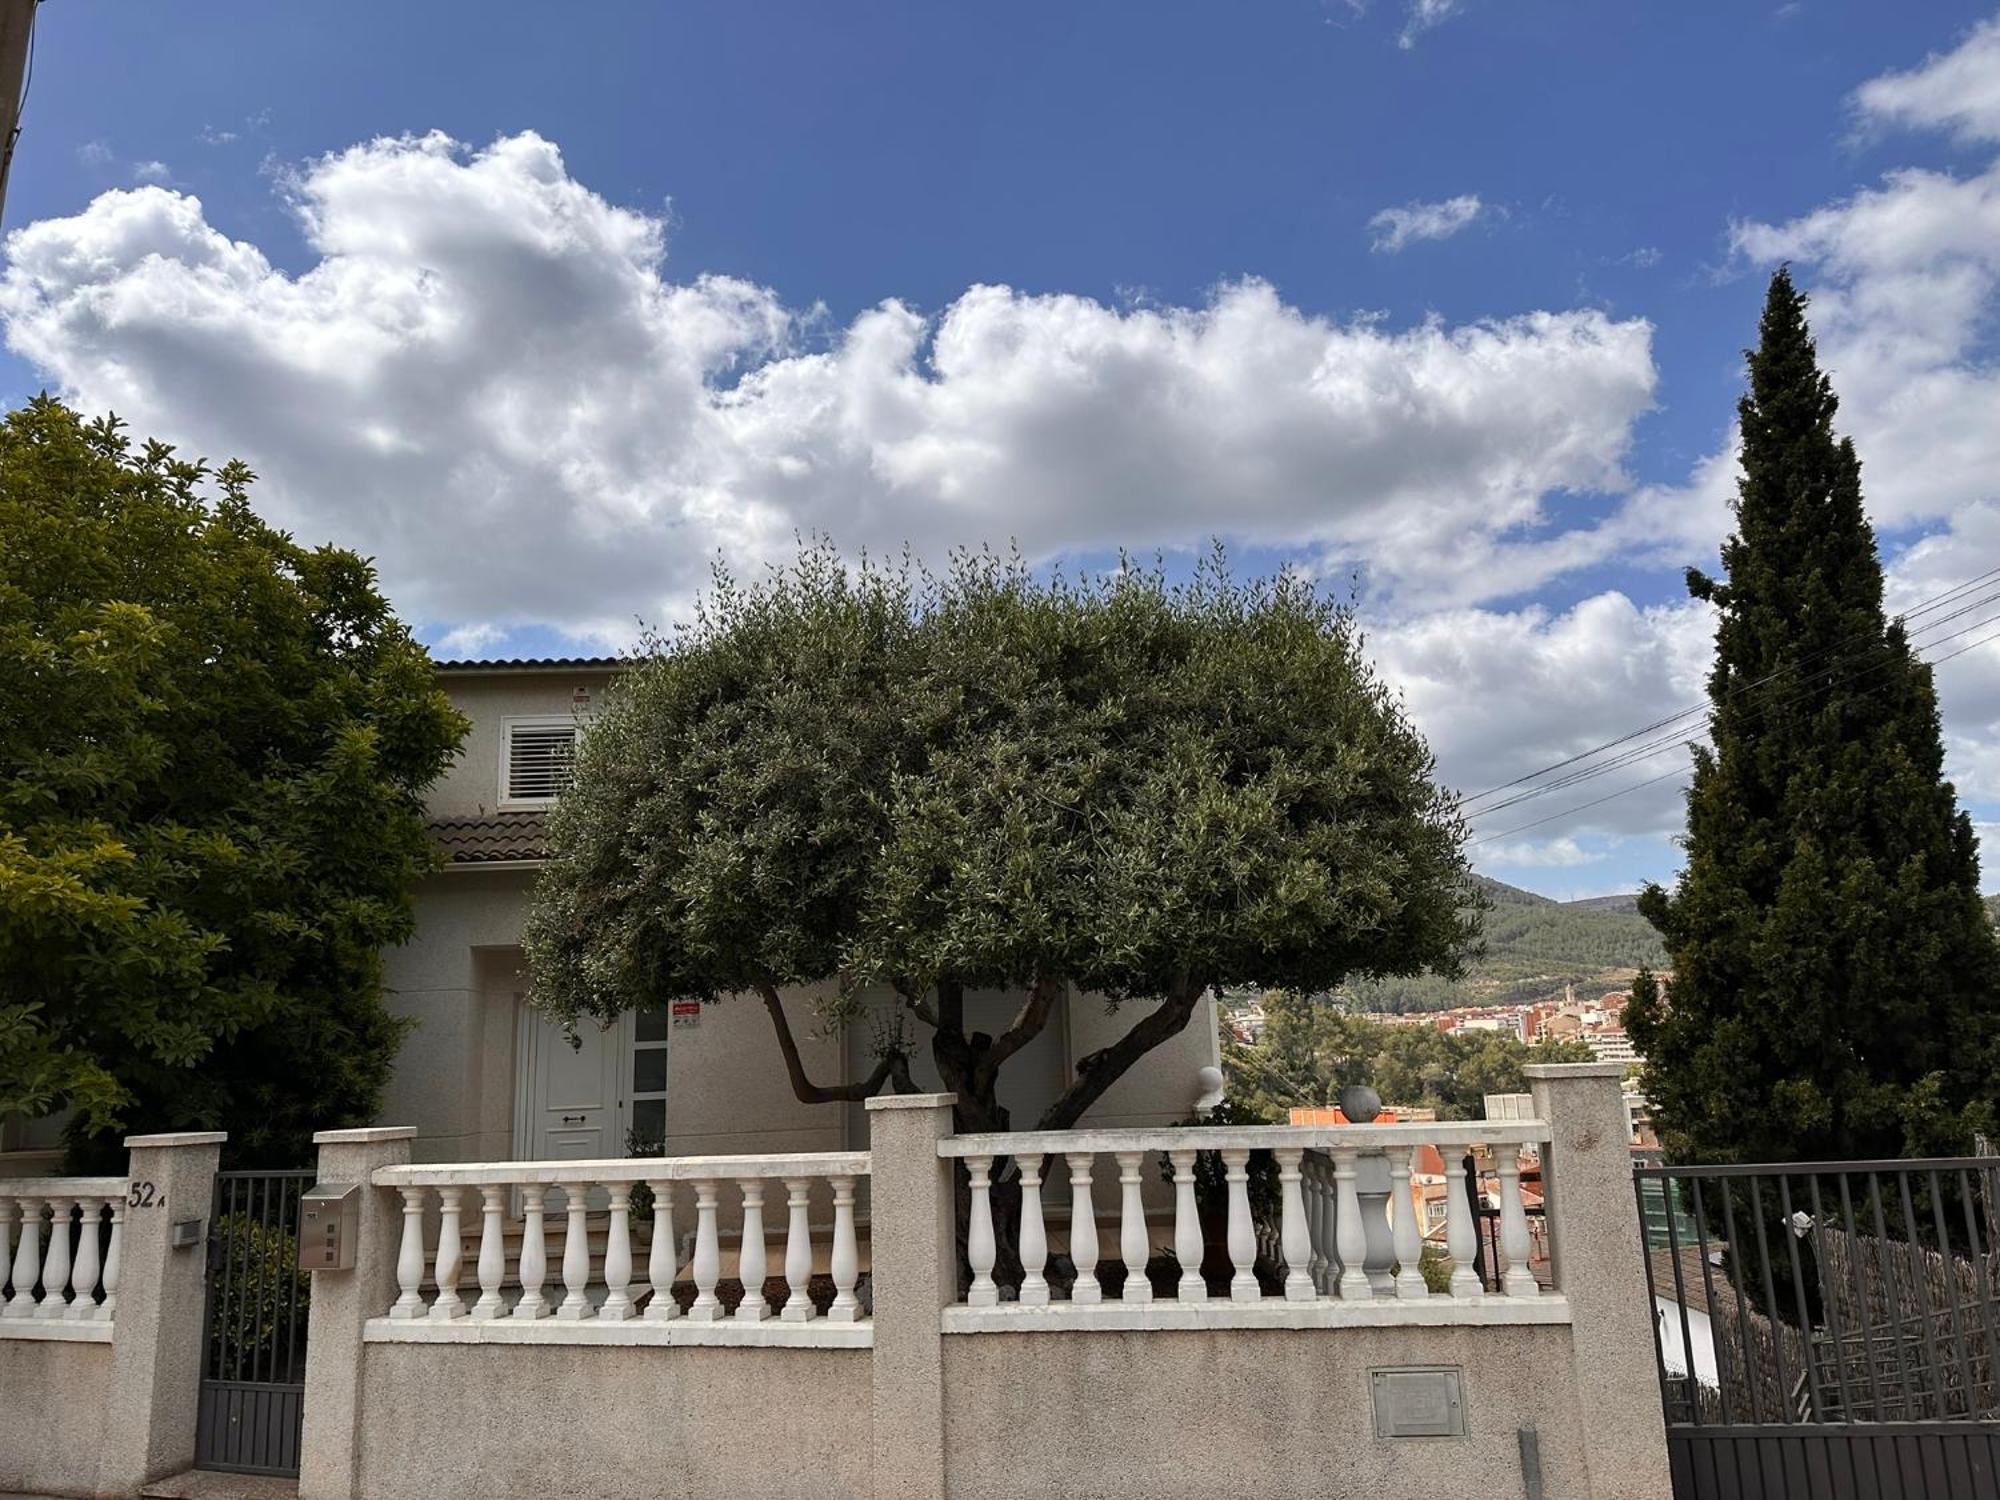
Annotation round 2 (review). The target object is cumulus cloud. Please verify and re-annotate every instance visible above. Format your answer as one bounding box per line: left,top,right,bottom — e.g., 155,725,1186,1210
1369,590,1716,848
1854,15,2000,144
131,160,172,185
1367,192,1486,252
0,131,1655,640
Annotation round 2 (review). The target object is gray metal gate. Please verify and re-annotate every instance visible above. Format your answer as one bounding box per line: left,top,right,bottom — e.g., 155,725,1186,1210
195,1168,314,1476
1636,1158,2000,1499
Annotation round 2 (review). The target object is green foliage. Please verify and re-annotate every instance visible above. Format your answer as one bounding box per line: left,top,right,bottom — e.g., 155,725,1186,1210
1631,271,2000,1164
1343,876,1665,1013
1223,989,1596,1121
0,398,466,1165
526,541,1476,1132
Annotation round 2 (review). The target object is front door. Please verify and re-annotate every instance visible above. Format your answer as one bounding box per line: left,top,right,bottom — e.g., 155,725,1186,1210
524,1009,622,1161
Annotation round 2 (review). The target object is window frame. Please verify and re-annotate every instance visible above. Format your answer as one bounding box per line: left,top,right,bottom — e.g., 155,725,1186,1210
497,712,585,809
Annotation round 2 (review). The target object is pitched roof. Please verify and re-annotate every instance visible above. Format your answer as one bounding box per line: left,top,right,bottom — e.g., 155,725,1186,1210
1649,1243,1741,1320
432,657,625,674
427,811,550,865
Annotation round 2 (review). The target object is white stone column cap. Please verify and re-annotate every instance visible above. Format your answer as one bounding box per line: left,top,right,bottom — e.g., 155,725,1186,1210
313,1126,420,1144
1522,1061,1628,1080
123,1130,228,1148
865,1093,956,1112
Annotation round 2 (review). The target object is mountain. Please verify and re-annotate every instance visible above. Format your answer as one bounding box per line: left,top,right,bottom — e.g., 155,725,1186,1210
1339,876,1667,1014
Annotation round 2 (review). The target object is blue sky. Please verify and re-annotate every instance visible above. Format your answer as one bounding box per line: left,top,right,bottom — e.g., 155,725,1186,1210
6,2,2000,899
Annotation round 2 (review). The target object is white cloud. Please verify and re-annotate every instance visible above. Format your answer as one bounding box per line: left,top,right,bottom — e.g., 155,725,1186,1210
433,621,508,658
198,126,238,147
1399,0,1466,49
1368,590,1715,852
132,160,172,185
1478,836,1603,869
0,132,1656,641
1854,15,2000,144
76,141,113,168
1367,193,1486,252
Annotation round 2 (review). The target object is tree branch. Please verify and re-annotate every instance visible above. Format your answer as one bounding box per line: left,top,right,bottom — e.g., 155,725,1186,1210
893,978,941,1029
1034,978,1207,1132
757,980,902,1104
977,971,1063,1090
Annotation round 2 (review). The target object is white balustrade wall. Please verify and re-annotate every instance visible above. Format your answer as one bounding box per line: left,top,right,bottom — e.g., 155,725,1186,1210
939,1121,1551,1322
369,1153,869,1339
0,1178,128,1334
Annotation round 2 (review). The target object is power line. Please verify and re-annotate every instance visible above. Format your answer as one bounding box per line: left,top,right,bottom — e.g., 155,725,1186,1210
1457,564,2000,811
1466,586,2000,823
1466,609,2000,849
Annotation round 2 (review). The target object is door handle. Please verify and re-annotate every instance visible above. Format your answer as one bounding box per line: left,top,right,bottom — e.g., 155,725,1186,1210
561,1114,587,1125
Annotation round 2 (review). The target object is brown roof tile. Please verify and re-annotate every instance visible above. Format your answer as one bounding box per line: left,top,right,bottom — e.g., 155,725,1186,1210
428,811,550,864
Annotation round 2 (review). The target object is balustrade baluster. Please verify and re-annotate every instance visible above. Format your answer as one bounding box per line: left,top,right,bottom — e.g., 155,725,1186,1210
391,1186,427,1319
1443,1151,1481,1299
67,1200,102,1320
1332,1149,1371,1300
1116,1151,1151,1303
5,1198,40,1317
556,1182,592,1320
430,1187,467,1320
688,1180,723,1322
965,1156,998,1308
781,1178,815,1322
827,1175,861,1322
1169,1149,1204,1301
1065,1153,1101,1304
100,1194,123,1322
1495,1149,1538,1297
602,1185,636,1321
514,1186,549,1319
1277,1148,1313,1302
1,1200,12,1304
1222,1151,1257,1302
471,1186,507,1319
1018,1156,1049,1307
646,1180,679,1321
734,1181,768,1321
37,1198,73,1317
1390,1149,1427,1300
1304,1160,1320,1296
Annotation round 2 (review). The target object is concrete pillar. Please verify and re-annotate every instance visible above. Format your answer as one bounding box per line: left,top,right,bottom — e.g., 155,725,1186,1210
298,1126,415,1500
864,1093,955,1500
1526,1062,1672,1500
96,1131,226,1498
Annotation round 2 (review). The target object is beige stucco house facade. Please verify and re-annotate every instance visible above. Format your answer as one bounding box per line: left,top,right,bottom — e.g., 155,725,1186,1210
381,658,1220,1168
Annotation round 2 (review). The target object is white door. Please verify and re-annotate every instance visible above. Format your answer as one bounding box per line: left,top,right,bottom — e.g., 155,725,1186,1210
525,1012,623,1162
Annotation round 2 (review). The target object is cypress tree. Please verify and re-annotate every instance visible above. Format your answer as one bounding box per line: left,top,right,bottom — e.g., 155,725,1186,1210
1629,269,2000,1165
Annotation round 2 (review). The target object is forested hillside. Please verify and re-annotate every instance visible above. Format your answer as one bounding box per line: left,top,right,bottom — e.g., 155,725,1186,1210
1341,876,1667,1013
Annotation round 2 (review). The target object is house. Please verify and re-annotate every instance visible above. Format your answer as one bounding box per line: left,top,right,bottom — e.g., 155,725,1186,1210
375,656,1221,1167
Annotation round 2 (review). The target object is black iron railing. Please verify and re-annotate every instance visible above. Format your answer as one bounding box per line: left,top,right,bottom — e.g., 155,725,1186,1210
1633,1158,2000,1427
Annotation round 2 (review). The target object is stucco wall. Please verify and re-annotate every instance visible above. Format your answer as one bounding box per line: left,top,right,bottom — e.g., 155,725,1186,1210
942,1325,1594,1500
430,668,621,820
0,1338,113,1497
352,1343,872,1500
379,869,537,1162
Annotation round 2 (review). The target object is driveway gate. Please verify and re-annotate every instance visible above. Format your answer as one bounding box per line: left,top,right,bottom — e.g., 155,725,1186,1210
195,1168,315,1476
1636,1157,2000,1499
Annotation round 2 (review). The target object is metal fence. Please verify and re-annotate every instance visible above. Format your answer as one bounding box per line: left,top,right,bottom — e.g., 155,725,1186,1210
195,1169,315,1476
1635,1158,2000,1427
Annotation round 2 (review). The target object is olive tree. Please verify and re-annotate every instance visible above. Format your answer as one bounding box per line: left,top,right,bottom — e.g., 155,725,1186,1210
525,542,1474,1137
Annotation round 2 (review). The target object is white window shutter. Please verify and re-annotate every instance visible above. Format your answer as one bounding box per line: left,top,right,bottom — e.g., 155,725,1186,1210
506,722,578,802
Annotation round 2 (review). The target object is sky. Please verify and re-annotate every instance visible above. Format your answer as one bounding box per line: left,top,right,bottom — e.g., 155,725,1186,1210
5,2,2000,900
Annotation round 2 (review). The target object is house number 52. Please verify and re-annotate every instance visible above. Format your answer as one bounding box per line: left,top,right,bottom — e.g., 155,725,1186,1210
127,1181,162,1208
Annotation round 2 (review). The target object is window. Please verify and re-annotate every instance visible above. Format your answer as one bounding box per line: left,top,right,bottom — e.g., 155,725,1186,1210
500,716,582,806
629,1005,670,1149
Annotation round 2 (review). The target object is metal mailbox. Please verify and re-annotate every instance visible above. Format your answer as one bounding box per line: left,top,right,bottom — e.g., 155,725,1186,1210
298,1182,361,1271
